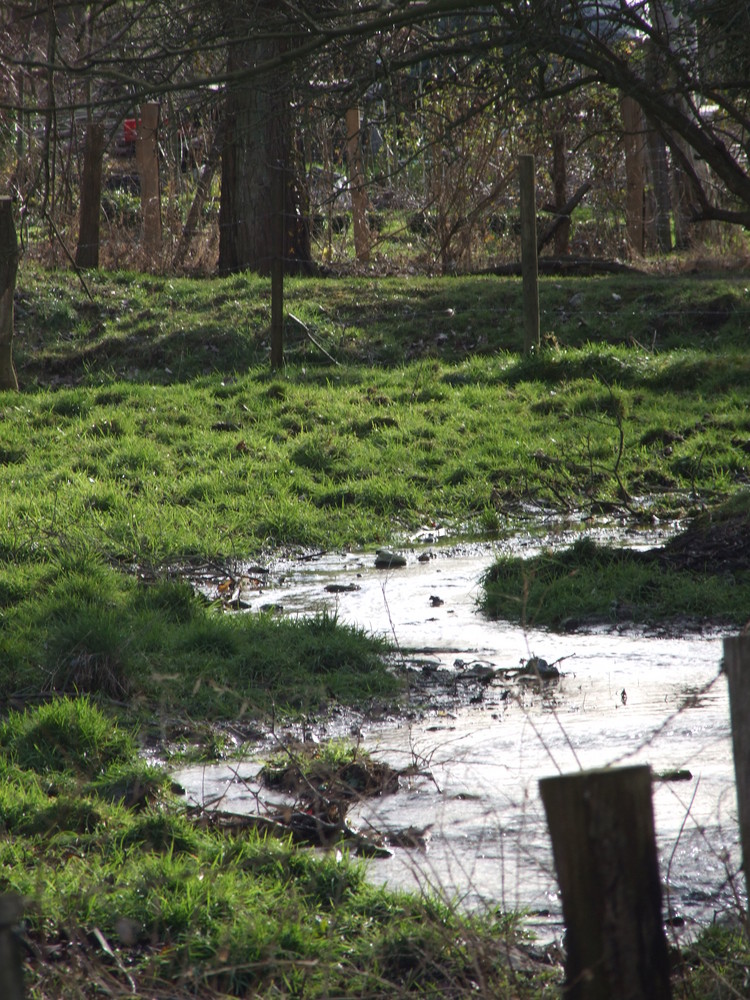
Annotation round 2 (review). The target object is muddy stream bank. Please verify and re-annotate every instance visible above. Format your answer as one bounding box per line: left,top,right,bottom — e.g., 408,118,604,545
174,524,743,943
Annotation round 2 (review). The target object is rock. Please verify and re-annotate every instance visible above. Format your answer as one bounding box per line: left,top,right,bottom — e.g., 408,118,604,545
459,664,496,683
655,769,692,782
429,595,444,607
375,549,407,568
520,656,560,680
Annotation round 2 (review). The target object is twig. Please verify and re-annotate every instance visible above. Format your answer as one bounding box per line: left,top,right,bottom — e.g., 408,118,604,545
43,211,94,302
287,312,340,365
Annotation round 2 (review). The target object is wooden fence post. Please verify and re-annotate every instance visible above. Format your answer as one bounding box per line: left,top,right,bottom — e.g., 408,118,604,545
723,634,750,918
519,154,539,355
75,121,105,269
540,765,671,1000
270,161,284,370
0,894,25,999
345,107,371,263
135,102,162,256
0,197,20,391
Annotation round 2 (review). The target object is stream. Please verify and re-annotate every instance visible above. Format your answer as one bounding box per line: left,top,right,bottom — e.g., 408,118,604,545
174,525,744,943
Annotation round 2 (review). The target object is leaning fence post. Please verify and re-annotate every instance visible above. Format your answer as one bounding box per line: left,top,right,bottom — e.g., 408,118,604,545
519,153,540,355
540,765,671,1000
0,197,20,391
723,634,750,918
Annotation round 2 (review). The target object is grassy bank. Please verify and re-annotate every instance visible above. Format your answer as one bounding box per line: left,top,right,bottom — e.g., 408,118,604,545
2,698,747,998
6,265,750,561
481,491,750,630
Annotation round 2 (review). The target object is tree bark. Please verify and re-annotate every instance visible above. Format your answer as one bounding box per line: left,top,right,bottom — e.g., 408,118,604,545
218,19,311,276
0,198,20,392
538,182,591,253
621,97,645,256
173,119,224,269
551,131,569,255
75,121,105,269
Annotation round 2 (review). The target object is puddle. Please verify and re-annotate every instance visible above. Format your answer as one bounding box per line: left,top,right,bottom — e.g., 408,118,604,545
175,531,743,943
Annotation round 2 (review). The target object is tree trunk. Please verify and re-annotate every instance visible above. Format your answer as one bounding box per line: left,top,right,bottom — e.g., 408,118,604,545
621,97,646,256
75,121,104,269
346,107,370,262
218,24,311,276
0,198,20,391
552,131,569,255
173,119,224,269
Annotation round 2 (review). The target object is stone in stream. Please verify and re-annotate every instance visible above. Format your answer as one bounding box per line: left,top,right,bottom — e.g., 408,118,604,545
519,656,560,681
374,549,407,568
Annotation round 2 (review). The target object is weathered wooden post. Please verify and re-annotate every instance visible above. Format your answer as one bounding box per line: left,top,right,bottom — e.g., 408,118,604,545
345,106,371,263
540,765,671,1000
75,120,105,269
519,154,540,354
270,161,284,370
0,198,20,392
723,634,750,918
135,102,162,256
0,893,25,999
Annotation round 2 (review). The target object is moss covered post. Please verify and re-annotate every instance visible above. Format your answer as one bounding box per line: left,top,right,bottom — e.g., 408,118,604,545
540,765,671,1000
0,197,20,391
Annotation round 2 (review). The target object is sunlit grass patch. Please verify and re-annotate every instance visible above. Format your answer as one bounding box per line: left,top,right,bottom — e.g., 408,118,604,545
481,518,750,630
0,554,399,723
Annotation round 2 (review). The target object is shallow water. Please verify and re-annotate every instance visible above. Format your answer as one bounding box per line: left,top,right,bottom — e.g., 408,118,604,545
176,533,743,942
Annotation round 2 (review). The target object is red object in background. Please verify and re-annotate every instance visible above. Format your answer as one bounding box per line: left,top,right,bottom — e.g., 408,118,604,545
123,119,138,144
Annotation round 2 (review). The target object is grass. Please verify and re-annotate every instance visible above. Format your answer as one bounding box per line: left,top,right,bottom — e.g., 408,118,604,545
0,542,399,724
5,268,750,563
481,492,750,629
481,533,750,629
2,262,749,996
0,702,558,999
